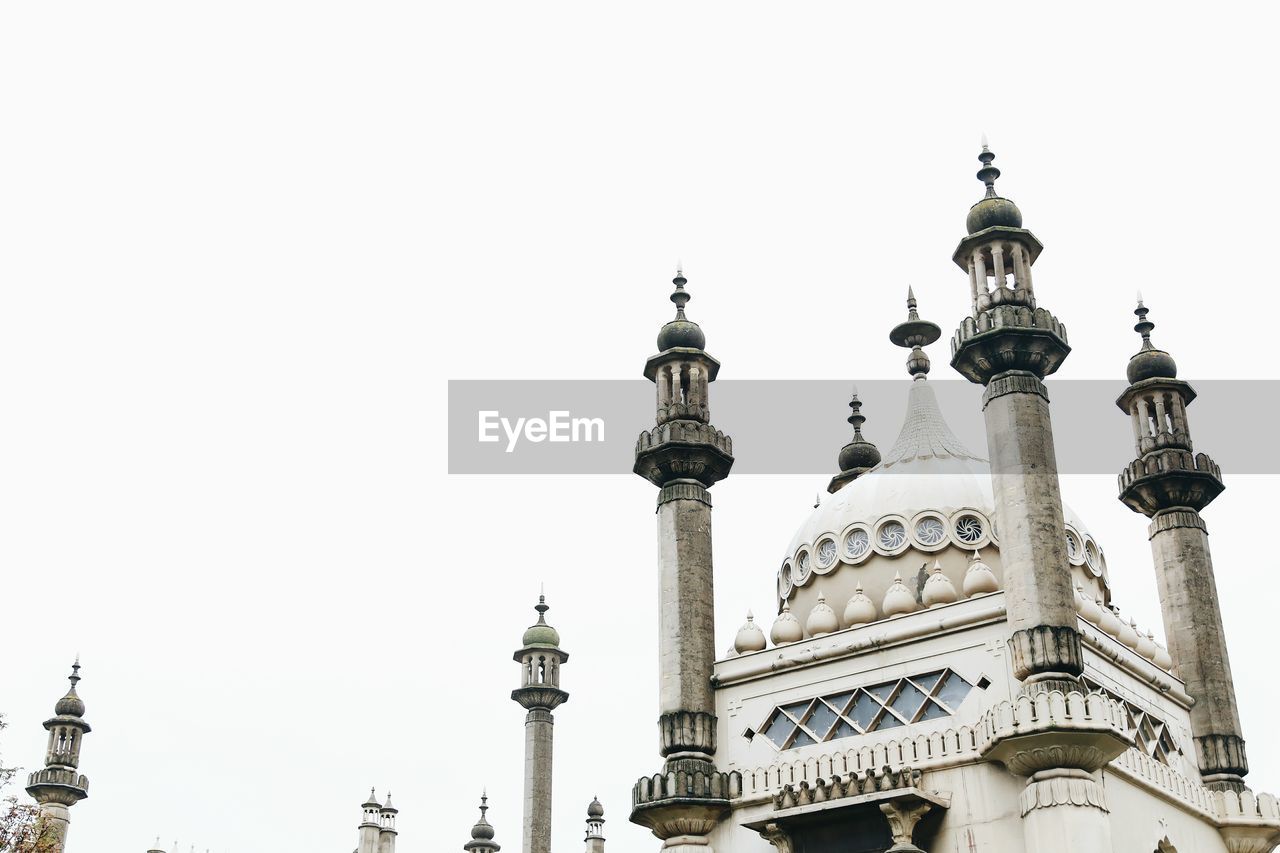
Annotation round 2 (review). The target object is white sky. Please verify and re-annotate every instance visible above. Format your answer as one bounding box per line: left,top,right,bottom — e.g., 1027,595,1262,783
2,4,1279,853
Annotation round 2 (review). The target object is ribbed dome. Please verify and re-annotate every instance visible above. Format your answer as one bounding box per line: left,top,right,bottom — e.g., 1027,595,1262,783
54,687,85,717
1127,347,1177,383
657,318,706,351
966,196,1023,234
838,438,881,472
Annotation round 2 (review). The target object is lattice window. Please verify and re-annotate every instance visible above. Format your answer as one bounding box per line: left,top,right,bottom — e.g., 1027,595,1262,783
755,669,974,750
1084,678,1182,765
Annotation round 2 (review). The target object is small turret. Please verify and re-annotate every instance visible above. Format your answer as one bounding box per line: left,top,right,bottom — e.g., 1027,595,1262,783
357,788,381,853
26,660,91,853
828,388,881,493
512,596,568,853
378,791,398,853
584,798,605,853
464,793,501,853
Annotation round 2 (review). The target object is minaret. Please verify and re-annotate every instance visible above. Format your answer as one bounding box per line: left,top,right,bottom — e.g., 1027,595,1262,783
631,268,735,852
584,799,605,853
358,788,381,853
378,791,398,853
511,596,568,853
1116,298,1246,790
463,793,501,853
25,660,90,853
949,143,1081,696
827,386,880,493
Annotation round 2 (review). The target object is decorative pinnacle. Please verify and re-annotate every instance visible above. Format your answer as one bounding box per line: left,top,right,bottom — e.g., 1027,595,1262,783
1134,296,1155,350
670,266,690,319
534,594,549,622
847,389,867,437
69,656,81,687
480,790,489,816
889,287,941,378
977,138,1001,199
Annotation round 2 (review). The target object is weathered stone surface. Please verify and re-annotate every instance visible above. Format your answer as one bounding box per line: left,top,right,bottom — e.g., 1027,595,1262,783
522,709,555,853
656,491,718,729
1008,625,1084,683
1149,514,1248,785
980,373,1080,660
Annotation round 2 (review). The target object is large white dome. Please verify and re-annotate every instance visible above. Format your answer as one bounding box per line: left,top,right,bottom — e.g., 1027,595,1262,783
776,378,1110,631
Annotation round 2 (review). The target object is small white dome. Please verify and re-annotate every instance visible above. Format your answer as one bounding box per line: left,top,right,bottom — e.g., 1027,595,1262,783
882,572,918,617
843,583,877,627
1153,640,1173,671
1136,628,1158,661
1117,617,1141,650
805,591,840,637
1098,605,1123,637
962,549,999,597
1076,586,1104,624
922,560,958,608
733,611,767,653
770,603,803,645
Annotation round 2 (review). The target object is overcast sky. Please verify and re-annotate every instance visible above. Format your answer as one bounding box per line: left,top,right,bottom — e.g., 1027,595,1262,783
2,4,1279,853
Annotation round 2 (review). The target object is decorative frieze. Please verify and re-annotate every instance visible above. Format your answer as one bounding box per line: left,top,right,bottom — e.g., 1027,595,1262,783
1007,625,1084,683
659,711,717,757
1018,768,1108,817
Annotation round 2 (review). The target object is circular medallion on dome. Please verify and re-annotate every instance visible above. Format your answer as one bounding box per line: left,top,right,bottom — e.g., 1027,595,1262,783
795,549,812,584
953,513,986,547
913,515,948,549
843,527,871,562
779,561,794,599
1084,539,1102,577
814,537,839,573
1065,529,1083,565
875,519,909,555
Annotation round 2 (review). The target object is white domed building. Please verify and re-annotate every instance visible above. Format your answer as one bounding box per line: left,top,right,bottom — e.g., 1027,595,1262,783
622,147,1278,853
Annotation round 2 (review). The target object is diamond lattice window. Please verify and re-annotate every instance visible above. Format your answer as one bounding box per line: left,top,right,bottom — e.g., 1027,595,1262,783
1084,678,1182,765
755,669,974,750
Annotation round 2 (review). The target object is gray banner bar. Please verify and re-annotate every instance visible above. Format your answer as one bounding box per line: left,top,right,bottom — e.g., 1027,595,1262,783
448,379,1257,476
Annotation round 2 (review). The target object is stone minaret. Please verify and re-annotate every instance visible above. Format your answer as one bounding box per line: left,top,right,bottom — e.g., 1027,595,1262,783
358,788,382,853
949,144,1081,696
630,269,735,853
511,596,568,853
584,799,605,853
25,660,90,853
463,794,501,853
1116,298,1246,790
378,792,398,853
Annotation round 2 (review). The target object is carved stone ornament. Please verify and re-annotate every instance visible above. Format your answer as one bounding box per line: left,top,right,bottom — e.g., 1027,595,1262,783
1018,768,1108,817
879,799,933,852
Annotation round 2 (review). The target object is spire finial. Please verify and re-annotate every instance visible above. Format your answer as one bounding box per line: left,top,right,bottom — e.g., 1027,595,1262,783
670,267,690,319
890,288,941,379
480,790,489,816
69,656,81,687
976,139,1001,199
1134,296,1155,349
847,388,866,437
535,594,549,622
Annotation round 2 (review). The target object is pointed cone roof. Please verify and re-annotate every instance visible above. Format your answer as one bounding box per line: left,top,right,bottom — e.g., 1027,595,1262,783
363,787,380,808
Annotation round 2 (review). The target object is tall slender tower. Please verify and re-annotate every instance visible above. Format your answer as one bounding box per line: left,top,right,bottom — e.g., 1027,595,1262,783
358,788,381,853
463,794,500,853
25,660,90,853
1116,298,1246,790
950,148,1128,852
630,269,736,853
378,791,398,853
511,596,568,853
949,144,1081,696
583,799,605,853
